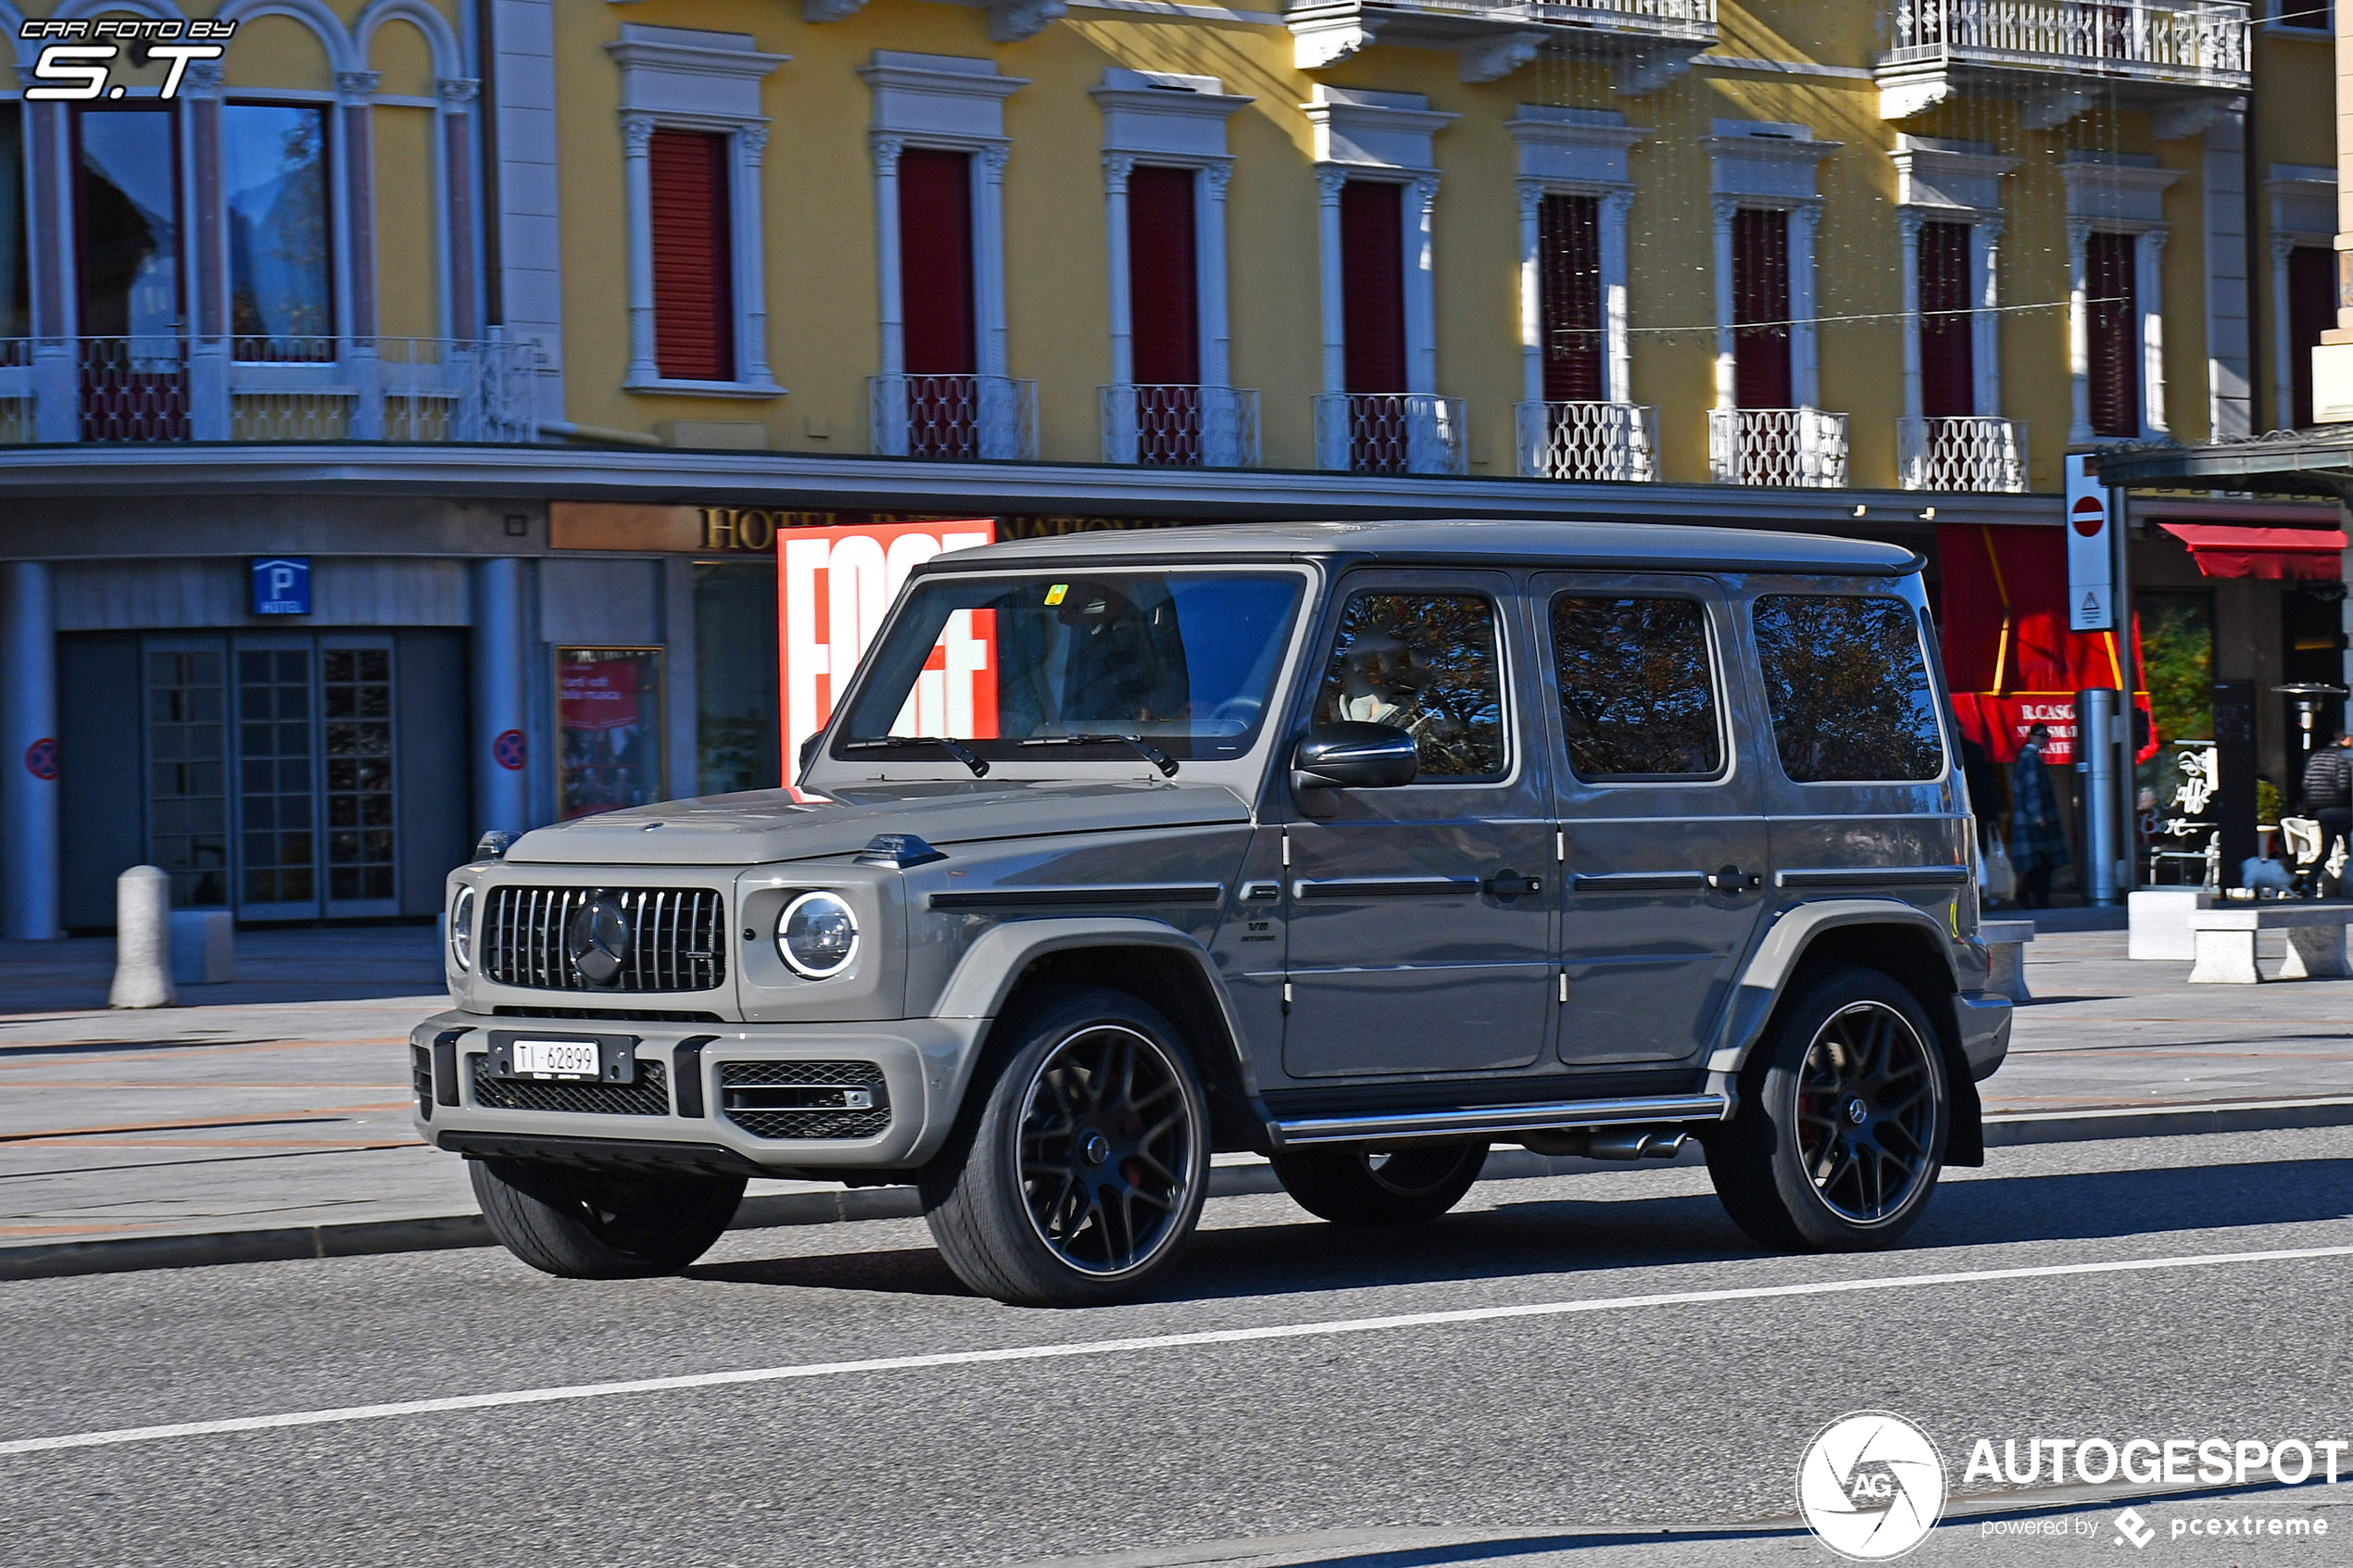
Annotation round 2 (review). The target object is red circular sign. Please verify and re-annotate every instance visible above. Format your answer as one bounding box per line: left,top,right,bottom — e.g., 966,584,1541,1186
493,729,528,771
2070,495,2107,537
22,737,57,781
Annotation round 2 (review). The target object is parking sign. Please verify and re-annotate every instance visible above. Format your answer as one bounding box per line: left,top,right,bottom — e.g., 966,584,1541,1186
251,557,311,616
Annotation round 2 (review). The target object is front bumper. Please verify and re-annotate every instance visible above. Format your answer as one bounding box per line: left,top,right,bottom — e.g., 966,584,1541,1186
408,1010,989,1174
1952,989,2012,1081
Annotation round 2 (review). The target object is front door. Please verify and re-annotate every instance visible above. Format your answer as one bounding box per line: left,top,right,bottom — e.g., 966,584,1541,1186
1280,572,1556,1079
1536,574,1773,1066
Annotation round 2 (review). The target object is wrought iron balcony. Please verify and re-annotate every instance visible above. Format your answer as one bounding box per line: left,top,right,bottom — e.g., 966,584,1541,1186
1879,1,2250,129
869,373,1039,461
1898,416,2029,493
0,336,540,445
1287,0,1715,86
1516,399,1657,482
1708,408,1850,488
1100,384,1262,468
1314,393,1467,477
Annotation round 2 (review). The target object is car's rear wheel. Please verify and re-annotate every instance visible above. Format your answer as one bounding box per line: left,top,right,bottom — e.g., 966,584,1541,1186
1705,966,1949,1250
470,1158,744,1277
921,987,1212,1307
1270,1141,1488,1225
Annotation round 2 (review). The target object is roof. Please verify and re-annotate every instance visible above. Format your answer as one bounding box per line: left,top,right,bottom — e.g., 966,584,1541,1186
961,519,1923,576
2095,433,2353,502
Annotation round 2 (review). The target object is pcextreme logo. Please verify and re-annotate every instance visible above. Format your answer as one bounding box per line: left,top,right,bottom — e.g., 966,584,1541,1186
1797,1411,1948,1561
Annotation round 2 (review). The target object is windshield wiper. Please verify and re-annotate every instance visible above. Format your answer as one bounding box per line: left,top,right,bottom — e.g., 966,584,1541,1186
1019,734,1179,777
839,736,989,777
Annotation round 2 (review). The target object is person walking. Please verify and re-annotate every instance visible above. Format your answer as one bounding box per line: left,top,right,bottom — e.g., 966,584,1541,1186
2008,722,2070,909
2301,729,2352,897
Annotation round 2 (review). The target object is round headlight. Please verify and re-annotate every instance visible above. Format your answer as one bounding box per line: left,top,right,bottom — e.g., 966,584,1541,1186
776,890,859,980
448,885,475,972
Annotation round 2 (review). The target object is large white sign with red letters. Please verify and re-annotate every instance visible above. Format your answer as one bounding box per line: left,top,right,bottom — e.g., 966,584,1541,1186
778,519,994,776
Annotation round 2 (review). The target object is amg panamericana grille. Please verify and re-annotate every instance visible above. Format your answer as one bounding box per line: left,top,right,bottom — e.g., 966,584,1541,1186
482,885,727,993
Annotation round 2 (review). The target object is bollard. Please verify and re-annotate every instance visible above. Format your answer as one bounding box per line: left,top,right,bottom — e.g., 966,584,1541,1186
108,865,178,1009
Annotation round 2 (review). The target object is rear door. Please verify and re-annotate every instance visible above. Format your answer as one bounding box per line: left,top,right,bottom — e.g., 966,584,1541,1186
1536,574,1775,1066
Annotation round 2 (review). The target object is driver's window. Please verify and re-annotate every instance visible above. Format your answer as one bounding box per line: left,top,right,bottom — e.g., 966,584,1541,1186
1312,591,1506,782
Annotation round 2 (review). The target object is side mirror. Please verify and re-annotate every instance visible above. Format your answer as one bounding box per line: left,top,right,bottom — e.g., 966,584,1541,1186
798,734,823,774
1290,721,1418,794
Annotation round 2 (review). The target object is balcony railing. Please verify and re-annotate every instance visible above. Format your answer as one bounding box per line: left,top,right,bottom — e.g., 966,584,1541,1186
1516,399,1657,482
1513,0,1715,39
1288,0,1714,85
0,335,540,445
1886,0,2249,86
870,373,1038,461
1899,415,2029,493
1100,384,1262,468
1708,407,1850,488
1314,393,1467,477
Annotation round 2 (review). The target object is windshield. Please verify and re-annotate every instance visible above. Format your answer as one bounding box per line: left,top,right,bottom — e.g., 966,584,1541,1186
833,570,1304,764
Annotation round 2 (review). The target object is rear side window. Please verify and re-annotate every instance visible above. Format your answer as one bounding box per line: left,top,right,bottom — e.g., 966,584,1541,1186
1750,595,1944,783
1550,596,1723,779
1313,591,1506,781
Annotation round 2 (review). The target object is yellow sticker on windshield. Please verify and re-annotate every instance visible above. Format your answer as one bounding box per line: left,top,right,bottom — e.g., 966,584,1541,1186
1044,583,1068,605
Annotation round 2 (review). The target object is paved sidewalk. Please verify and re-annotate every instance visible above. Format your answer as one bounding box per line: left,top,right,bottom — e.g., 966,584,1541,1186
3,920,2349,1274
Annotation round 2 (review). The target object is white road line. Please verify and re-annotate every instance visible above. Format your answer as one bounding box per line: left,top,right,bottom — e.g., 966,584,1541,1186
6,1242,2351,1460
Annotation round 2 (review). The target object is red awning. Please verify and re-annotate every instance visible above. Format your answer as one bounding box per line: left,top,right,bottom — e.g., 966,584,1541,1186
2158,523,2347,581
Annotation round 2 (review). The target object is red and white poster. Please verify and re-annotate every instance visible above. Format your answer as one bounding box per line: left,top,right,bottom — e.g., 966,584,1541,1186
779,519,996,775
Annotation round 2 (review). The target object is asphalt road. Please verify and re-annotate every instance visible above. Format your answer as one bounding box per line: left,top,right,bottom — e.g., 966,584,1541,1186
5,1126,2352,1568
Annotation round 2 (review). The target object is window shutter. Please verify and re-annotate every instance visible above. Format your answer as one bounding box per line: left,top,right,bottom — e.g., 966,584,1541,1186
2086,230,2139,439
1731,207,1793,409
1340,180,1406,394
1917,220,1975,420
1126,166,1200,386
649,129,733,383
899,149,976,376
1538,193,1604,403
2290,245,2334,428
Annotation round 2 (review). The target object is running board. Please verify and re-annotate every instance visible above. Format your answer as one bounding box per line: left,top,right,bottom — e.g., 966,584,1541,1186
1267,1093,1731,1148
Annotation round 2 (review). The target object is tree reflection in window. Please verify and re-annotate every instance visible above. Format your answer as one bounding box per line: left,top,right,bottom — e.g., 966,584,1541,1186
1314,592,1505,780
1552,596,1722,778
1751,596,1945,783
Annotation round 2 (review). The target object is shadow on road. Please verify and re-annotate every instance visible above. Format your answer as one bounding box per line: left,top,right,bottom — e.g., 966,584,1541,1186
689,1156,2353,1303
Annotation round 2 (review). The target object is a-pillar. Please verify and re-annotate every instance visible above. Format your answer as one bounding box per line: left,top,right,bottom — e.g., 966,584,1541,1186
471,558,531,839
1,562,58,939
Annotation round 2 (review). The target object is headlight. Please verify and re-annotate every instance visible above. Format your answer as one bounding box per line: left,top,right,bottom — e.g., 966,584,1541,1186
776,890,859,979
448,885,475,972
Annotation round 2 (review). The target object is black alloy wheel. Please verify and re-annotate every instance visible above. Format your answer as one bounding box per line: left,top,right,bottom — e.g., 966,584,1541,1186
1794,1000,1940,1224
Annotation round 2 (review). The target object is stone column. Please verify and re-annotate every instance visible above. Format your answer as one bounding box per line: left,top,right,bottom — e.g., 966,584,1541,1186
1,561,58,939
621,112,659,385
439,79,481,340
471,558,531,838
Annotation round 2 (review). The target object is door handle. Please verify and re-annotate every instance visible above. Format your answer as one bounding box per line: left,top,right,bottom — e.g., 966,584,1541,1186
1706,865,1762,894
1482,868,1543,898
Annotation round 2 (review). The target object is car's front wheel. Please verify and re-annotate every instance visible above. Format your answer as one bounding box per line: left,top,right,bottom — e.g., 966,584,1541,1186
470,1158,744,1278
1270,1141,1488,1225
1705,966,1949,1251
921,987,1212,1307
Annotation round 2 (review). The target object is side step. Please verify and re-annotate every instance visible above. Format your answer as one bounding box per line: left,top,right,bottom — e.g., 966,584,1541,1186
1267,1093,1731,1148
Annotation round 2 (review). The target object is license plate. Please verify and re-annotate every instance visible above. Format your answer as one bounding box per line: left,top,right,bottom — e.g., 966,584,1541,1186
511,1039,601,1079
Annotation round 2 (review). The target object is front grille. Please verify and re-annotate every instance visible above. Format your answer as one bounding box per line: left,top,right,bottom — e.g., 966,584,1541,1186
411,1044,434,1120
719,1060,891,1140
472,1055,671,1116
482,885,727,994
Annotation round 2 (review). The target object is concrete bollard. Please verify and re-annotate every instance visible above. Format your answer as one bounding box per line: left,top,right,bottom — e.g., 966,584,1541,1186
108,865,178,1009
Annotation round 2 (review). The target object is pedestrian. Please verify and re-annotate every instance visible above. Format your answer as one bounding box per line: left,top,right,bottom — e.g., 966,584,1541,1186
2301,728,2353,897
2008,722,2070,909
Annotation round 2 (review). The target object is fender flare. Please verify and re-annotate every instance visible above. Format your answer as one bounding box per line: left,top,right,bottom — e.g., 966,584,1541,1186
1705,898,1963,1079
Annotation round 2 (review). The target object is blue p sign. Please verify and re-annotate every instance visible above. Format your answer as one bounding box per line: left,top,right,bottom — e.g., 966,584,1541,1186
251,557,311,616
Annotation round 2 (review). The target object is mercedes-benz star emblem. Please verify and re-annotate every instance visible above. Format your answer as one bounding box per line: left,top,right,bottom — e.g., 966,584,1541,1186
566,894,631,986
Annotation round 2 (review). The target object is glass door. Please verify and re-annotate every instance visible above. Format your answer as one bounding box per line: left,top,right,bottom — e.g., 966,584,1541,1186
232,637,321,920
320,640,399,915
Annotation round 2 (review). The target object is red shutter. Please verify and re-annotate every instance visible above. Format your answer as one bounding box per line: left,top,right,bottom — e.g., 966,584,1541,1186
2290,245,2335,428
1127,166,1199,386
649,130,733,383
1731,207,1793,409
1340,180,1405,394
1918,220,1975,420
1538,193,1603,403
2087,230,2139,438
899,149,975,375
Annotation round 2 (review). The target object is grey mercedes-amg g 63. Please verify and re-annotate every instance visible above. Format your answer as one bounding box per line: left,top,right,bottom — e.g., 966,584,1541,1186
414,520,2009,1306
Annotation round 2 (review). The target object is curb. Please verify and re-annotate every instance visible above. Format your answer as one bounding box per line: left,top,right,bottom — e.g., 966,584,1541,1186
7,1097,2352,1284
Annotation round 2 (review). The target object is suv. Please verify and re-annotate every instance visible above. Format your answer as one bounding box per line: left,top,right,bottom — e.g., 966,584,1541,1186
416,520,2009,1306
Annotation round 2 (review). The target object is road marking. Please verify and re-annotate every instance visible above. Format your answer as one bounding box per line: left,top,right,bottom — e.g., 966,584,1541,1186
6,1242,2351,1460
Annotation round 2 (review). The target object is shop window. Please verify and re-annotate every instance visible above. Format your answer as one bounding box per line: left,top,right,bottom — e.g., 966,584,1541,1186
559,648,666,819
224,103,333,363
695,563,780,795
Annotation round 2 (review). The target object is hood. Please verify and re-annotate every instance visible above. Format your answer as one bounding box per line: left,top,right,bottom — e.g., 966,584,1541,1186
503,779,1253,866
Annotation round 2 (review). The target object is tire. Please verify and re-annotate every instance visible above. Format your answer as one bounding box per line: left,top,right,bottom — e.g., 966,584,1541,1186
1270,1141,1488,1225
920,987,1212,1308
1705,965,1950,1251
470,1158,744,1278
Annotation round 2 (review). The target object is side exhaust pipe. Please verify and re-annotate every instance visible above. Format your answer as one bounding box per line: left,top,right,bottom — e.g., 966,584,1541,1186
1518,1128,1692,1160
